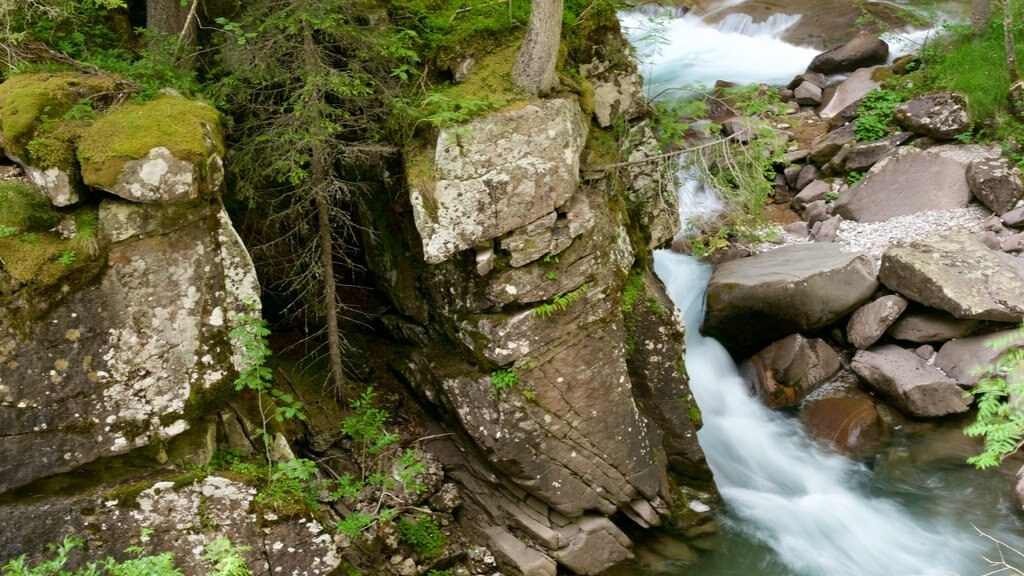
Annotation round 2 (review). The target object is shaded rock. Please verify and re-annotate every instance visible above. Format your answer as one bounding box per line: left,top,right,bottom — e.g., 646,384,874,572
810,123,856,166
808,34,889,74
553,515,634,576
795,163,821,190
887,309,979,343
851,345,971,417
803,199,830,226
819,66,885,119
934,328,1024,386
410,98,587,263
879,229,1024,322
893,92,970,139
792,179,831,211
823,131,910,175
704,243,878,356
847,294,908,349
832,147,971,222
739,334,841,408
967,156,1024,215
794,81,823,106
803,395,889,456
78,95,224,203
787,72,828,90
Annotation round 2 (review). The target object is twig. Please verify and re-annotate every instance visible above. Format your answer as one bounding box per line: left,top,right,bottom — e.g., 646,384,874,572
584,132,742,172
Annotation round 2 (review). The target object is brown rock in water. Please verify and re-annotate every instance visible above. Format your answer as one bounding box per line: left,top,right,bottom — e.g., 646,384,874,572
803,395,889,457
740,334,841,409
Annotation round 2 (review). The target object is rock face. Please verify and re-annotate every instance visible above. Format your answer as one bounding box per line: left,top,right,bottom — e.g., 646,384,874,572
967,156,1024,215
0,200,258,494
893,92,970,139
580,55,646,129
832,147,972,222
851,345,971,417
879,229,1024,322
807,34,889,74
740,334,841,408
704,243,878,356
409,98,588,264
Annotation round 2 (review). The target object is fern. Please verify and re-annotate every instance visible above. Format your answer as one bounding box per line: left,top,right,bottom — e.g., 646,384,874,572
964,325,1024,469
532,284,589,319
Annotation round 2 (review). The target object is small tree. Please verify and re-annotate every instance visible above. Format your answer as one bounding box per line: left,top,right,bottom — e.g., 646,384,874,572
511,0,563,96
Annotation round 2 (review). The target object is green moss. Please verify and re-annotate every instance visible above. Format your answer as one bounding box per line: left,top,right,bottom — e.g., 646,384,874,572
77,95,223,189
0,71,118,161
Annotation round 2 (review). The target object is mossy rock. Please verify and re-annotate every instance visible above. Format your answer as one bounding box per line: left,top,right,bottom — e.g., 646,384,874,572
78,95,225,202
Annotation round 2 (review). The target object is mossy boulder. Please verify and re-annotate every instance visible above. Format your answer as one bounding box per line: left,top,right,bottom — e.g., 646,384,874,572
0,72,120,206
78,95,225,203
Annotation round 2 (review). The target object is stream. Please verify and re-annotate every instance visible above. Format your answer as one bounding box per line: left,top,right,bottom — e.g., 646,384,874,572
620,2,1024,575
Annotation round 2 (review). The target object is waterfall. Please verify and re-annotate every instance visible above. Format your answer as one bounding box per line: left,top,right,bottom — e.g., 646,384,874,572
654,252,976,575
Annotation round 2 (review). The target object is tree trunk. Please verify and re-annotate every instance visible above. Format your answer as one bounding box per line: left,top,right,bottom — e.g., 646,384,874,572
1007,0,1019,83
973,0,993,35
512,0,563,96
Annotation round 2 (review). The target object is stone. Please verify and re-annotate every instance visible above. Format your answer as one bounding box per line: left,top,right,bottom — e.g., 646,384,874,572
846,295,908,349
429,483,462,513
808,34,889,74
894,92,971,139
1003,232,1024,252
823,132,910,175
721,117,754,143
887,309,979,343
1003,205,1024,227
792,179,831,211
553,515,634,576
832,147,971,222
967,156,1024,215
809,123,857,166
915,344,935,359
812,214,842,242
704,243,878,356
739,334,841,408
484,526,557,576
851,345,971,417
580,55,646,129
1013,465,1024,512
409,98,587,263
802,199,830,226
879,229,1024,322
802,395,889,456
78,95,225,203
819,67,885,119
795,163,821,190
794,81,823,106
934,329,1024,387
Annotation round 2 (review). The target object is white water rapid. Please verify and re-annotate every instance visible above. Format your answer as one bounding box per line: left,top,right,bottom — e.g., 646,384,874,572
636,3,1024,574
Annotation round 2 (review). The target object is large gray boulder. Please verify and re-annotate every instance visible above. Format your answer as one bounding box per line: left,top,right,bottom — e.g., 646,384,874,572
879,229,1024,322
833,146,971,222
808,34,889,74
410,98,588,263
704,243,878,356
893,92,970,139
0,201,258,493
847,294,908,349
967,156,1024,215
740,334,841,408
934,328,1024,386
851,345,971,417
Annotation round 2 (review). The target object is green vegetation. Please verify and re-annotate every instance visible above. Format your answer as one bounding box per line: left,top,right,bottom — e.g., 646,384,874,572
964,326,1024,469
489,367,520,393
532,284,589,319
396,514,446,560
853,89,903,141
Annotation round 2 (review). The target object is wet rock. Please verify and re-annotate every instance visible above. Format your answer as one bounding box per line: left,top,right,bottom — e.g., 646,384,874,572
879,229,1024,322
833,147,972,222
704,243,877,356
803,395,889,456
851,345,971,417
887,309,979,343
847,294,908,349
967,156,1024,215
740,334,841,408
808,34,889,74
893,92,970,139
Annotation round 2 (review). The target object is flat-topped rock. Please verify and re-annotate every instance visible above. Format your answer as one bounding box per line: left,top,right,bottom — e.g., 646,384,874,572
851,344,970,417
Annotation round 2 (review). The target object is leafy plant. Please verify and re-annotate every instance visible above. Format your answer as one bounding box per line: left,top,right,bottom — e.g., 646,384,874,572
489,368,520,392
845,171,863,186
397,515,446,560
854,89,903,141
202,538,251,576
0,225,16,238
964,325,1024,469
532,284,589,319
57,249,76,265
341,387,399,458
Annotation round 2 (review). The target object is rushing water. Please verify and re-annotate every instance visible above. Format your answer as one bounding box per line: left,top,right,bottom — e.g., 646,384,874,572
626,3,1024,574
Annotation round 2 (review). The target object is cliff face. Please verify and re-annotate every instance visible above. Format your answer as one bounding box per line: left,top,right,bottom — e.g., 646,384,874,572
363,34,713,574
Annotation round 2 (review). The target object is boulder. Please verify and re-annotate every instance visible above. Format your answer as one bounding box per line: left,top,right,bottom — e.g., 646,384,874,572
847,294,908,349
818,66,885,119
794,81,823,106
832,147,971,222
739,334,841,408
78,95,225,203
795,164,821,190
893,92,970,139
808,34,889,75
967,156,1024,215
704,243,878,356
553,515,634,575
803,394,889,456
811,214,842,242
934,328,1024,386
887,309,979,343
580,56,646,129
823,132,910,175
792,179,831,211
851,345,971,417
1003,204,1024,227
409,98,587,263
0,202,259,493
810,123,856,166
879,229,1024,321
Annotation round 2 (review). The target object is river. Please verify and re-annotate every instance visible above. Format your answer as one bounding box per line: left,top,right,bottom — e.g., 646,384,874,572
619,2,1024,575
